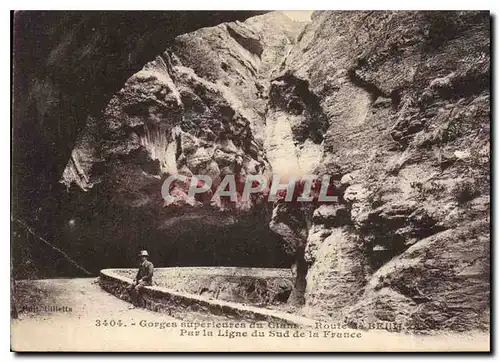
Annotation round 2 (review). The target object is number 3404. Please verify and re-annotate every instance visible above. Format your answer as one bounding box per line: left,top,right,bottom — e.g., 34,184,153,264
95,319,124,327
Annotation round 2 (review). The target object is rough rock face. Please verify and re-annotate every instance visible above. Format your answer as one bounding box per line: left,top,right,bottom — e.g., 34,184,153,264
269,11,490,331
13,12,264,209
14,11,490,332
12,11,265,277
55,12,306,273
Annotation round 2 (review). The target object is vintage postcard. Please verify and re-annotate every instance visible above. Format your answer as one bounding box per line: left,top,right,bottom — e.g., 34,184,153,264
11,10,491,352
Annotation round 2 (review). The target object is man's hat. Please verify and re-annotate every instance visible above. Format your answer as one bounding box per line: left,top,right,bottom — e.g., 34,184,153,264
138,250,149,257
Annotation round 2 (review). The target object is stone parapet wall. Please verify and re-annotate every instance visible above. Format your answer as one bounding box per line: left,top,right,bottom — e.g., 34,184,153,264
99,268,317,327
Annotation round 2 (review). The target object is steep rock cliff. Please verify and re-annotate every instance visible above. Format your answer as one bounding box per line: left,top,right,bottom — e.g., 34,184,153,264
14,11,490,333
269,11,490,331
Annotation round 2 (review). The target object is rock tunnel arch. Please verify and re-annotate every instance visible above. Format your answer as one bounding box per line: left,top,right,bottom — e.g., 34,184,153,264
12,11,266,220
12,11,299,280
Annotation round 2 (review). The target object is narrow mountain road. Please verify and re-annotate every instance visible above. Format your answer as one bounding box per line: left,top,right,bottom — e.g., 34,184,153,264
11,278,190,351
10,278,490,352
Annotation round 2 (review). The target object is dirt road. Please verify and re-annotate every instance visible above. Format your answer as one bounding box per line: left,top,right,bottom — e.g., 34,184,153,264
11,278,490,352
11,278,185,351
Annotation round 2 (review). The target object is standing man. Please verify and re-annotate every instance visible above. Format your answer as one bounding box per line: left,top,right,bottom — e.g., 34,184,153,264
128,250,154,308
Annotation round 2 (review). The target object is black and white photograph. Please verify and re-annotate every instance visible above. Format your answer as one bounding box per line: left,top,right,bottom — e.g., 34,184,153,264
10,9,491,352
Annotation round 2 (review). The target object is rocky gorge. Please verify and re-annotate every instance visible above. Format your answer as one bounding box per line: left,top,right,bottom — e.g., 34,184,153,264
13,11,490,333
